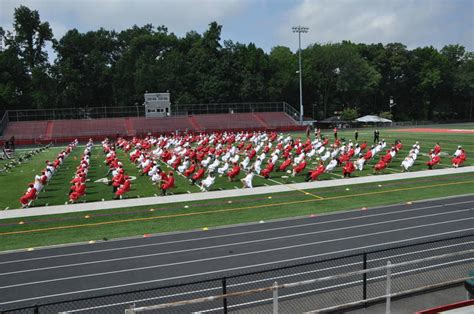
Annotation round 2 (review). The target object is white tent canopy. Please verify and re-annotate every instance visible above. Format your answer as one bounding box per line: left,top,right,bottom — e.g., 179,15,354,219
355,115,392,123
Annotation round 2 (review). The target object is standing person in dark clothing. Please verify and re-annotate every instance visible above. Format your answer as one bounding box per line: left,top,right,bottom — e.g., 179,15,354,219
9,136,15,151
354,129,359,141
333,126,338,140
373,129,380,143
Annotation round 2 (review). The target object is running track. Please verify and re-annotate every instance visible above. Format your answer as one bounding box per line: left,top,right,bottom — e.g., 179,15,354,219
0,195,473,312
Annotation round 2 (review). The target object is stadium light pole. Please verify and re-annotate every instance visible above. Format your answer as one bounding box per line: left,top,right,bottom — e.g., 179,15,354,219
292,26,309,124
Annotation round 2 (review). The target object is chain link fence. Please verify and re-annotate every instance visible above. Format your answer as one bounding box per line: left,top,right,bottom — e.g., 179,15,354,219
1,233,472,314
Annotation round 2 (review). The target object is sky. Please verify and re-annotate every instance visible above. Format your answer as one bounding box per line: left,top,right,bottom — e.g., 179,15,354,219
1,0,473,55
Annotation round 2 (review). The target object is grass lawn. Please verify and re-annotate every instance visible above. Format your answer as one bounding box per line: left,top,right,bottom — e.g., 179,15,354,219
1,125,471,210
0,124,472,251
0,146,63,209
0,172,473,251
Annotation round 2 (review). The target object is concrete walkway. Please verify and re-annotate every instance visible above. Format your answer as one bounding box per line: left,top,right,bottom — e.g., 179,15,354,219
1,166,473,220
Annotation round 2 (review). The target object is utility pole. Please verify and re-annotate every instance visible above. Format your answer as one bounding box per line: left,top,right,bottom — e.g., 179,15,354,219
292,26,309,124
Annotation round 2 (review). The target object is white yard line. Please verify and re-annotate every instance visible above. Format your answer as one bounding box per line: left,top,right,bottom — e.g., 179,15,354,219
0,218,471,287
2,208,469,275
5,199,473,263
1,227,472,306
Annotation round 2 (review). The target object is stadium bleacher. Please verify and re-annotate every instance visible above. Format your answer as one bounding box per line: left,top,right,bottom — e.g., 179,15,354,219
194,113,264,130
50,119,127,139
1,112,302,144
254,112,297,126
129,116,194,134
2,121,48,141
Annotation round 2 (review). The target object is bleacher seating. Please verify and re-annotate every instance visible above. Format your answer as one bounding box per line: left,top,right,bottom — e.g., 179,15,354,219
2,121,48,140
194,113,262,130
255,112,297,127
51,119,127,138
129,116,194,134
1,112,301,144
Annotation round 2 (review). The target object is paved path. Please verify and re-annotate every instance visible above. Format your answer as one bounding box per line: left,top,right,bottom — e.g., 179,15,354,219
0,195,473,312
1,166,473,219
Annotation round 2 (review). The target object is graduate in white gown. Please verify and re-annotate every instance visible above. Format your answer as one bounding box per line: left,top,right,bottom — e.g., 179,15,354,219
241,169,255,188
355,154,366,171
253,158,262,174
177,158,190,173
241,156,250,170
401,155,415,172
325,158,338,173
218,162,230,175
200,172,216,191
321,150,331,162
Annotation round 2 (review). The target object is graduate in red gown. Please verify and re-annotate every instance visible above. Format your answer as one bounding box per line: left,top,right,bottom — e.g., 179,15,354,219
374,158,388,174
69,182,86,202
115,176,131,199
292,159,307,176
306,162,325,181
247,149,256,160
172,156,182,169
261,162,274,179
184,161,196,177
227,163,241,182
342,161,356,177
452,149,466,168
426,153,441,169
395,140,402,152
192,167,206,184
382,150,392,163
278,158,292,172
111,169,125,192
19,184,37,208
161,172,175,195
364,148,373,161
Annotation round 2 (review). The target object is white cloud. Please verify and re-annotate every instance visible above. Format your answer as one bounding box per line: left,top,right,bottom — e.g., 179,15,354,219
1,0,472,55
1,0,250,39
278,0,474,51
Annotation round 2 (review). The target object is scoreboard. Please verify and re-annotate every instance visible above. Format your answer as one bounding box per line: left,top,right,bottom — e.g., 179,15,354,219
144,93,170,118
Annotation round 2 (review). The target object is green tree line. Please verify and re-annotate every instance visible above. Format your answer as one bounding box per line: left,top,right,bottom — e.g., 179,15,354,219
1,6,473,121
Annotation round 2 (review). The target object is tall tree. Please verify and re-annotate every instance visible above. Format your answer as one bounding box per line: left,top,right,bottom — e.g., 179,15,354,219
4,5,54,71
0,5,54,109
55,28,119,108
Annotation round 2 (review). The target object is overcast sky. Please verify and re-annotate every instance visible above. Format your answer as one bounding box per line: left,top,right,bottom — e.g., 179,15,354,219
1,0,473,54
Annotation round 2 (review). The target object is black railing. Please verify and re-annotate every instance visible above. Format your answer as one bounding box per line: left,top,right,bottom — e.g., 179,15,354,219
1,232,472,313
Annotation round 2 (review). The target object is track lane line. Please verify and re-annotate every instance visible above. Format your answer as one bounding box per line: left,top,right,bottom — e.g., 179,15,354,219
1,228,472,306
0,218,472,291
0,208,471,276
0,200,474,265
2,199,473,265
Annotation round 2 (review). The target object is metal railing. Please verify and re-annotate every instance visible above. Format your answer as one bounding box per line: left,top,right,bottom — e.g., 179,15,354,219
173,102,297,116
5,102,300,122
0,111,8,135
6,107,145,121
1,233,472,313
123,249,474,313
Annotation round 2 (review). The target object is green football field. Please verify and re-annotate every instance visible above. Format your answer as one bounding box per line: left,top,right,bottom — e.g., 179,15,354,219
0,124,472,251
